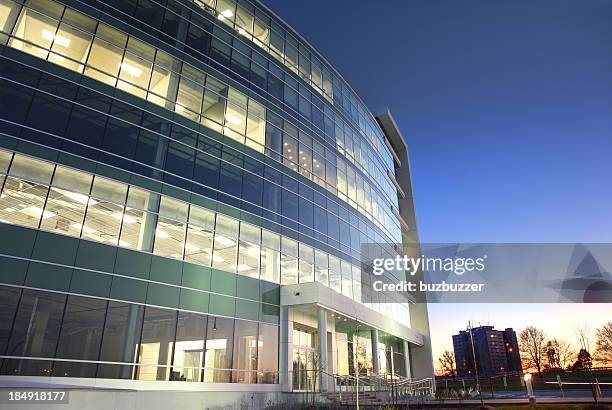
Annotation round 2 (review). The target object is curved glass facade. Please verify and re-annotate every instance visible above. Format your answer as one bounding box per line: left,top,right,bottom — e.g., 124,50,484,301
0,0,432,392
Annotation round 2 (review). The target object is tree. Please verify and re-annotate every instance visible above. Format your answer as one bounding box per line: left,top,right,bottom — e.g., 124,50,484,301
594,321,612,365
572,348,593,372
576,325,592,352
545,339,574,370
519,326,546,376
438,350,457,380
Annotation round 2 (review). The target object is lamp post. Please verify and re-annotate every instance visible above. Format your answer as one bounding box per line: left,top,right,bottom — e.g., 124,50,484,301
467,321,483,406
524,373,536,405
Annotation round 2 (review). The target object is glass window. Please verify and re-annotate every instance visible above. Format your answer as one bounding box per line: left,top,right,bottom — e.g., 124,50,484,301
0,0,20,44
253,17,269,50
235,5,253,36
119,187,156,251
40,166,93,236
0,286,21,356
245,98,265,153
341,260,353,299
216,0,236,27
284,42,298,74
9,2,62,59
0,149,12,173
352,264,362,303
54,296,106,377
176,64,204,121
232,319,258,383
282,134,298,171
328,255,341,294
201,76,226,132
204,316,234,383
117,37,155,97
224,88,247,143
8,154,54,184
0,176,50,229
298,243,314,283
136,307,177,381
148,50,180,107
269,29,283,61
212,214,238,272
172,311,207,382
84,24,128,86
97,302,144,379
48,10,95,73
280,237,298,285
260,230,280,283
314,250,328,286
257,323,278,383
153,196,188,260
185,206,215,266
237,222,260,278
6,290,66,376
82,177,128,245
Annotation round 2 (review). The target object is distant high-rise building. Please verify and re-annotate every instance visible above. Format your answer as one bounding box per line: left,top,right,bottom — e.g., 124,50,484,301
452,326,521,377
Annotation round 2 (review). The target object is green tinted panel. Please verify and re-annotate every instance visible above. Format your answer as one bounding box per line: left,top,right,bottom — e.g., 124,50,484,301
236,275,260,301
260,282,280,305
210,269,236,296
75,240,117,272
0,256,28,285
114,248,151,279
70,269,112,298
235,299,259,321
0,224,37,257
146,282,180,308
32,231,79,265
261,304,280,324
150,255,182,285
208,294,235,317
110,276,147,303
25,262,72,291
181,263,211,290
179,288,210,313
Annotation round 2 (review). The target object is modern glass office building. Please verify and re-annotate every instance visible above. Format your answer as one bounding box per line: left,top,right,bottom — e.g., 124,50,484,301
0,0,433,406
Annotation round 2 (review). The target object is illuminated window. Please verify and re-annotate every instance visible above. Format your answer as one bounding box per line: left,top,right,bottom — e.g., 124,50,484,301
237,222,260,278
9,2,62,59
0,0,20,44
245,98,265,153
119,187,154,251
84,24,128,86
0,154,53,228
253,17,269,50
235,5,253,37
41,166,93,236
201,76,226,132
224,88,247,143
260,230,280,283
82,177,127,245
48,10,95,72
153,196,188,260
184,205,215,266
148,50,180,108
117,37,155,97
176,64,204,121
212,214,238,272
215,0,236,26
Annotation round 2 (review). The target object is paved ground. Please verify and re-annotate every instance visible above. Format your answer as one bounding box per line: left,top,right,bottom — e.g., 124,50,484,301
432,388,611,406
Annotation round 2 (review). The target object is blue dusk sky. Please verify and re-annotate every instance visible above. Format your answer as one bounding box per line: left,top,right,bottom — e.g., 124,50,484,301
262,0,612,365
